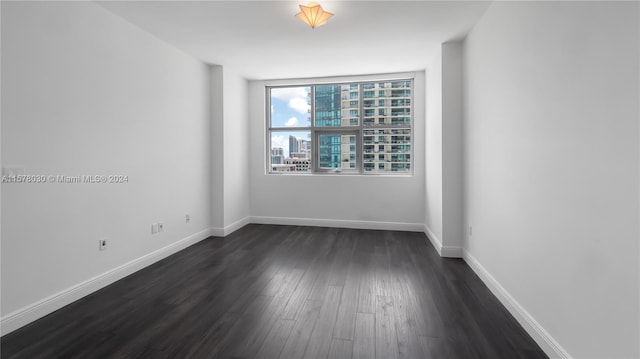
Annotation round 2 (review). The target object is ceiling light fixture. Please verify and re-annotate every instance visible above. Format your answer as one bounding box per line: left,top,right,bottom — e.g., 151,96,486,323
295,2,334,29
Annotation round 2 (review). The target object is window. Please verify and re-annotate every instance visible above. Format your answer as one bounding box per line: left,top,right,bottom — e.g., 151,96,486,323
267,77,413,174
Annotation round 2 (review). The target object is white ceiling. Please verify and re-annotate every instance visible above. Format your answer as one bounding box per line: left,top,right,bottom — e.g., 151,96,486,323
97,1,491,80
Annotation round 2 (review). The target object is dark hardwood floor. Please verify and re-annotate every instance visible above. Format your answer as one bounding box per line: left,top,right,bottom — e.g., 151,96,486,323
1,224,548,359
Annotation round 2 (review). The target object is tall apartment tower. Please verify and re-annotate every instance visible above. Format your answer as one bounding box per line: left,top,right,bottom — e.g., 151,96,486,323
361,81,412,172
288,135,299,158
271,147,284,157
315,81,412,172
316,85,342,168
271,147,285,164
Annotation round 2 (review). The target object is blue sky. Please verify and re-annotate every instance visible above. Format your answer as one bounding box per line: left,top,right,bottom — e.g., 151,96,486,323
270,87,311,156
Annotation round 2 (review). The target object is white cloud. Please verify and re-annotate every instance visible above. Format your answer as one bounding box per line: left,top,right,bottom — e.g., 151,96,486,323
285,117,299,127
271,87,310,115
288,97,309,115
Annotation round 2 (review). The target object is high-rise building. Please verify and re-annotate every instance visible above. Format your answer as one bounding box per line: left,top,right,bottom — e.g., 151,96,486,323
362,81,411,127
316,85,342,168
314,81,412,171
318,134,356,170
271,155,284,164
271,147,284,165
361,81,412,172
288,137,311,159
298,139,310,153
288,135,299,158
271,147,285,165
315,85,342,127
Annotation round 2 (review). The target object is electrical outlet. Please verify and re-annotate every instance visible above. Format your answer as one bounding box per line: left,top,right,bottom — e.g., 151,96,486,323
151,223,158,234
158,222,164,232
99,239,108,251
185,214,191,223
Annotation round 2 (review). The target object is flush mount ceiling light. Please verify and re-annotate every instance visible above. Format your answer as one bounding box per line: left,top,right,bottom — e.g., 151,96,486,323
295,2,334,29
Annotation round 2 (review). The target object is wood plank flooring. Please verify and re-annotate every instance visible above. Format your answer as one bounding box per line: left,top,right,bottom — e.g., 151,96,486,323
1,224,548,359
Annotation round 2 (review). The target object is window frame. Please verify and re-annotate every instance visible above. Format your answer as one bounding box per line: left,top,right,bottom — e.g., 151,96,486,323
266,73,414,176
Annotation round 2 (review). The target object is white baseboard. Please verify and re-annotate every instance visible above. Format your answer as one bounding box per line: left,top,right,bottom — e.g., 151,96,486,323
424,224,444,254
440,245,463,258
0,227,213,336
250,216,425,232
211,216,251,237
462,250,571,359
423,224,463,258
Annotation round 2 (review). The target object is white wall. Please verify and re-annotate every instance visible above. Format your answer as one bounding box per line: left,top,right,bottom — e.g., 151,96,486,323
442,43,464,254
1,1,211,333
425,50,444,244
425,43,464,257
463,2,639,358
210,65,250,235
222,68,250,232
248,73,425,231
211,66,225,230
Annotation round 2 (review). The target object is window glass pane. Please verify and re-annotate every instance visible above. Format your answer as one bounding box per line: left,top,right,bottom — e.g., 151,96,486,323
363,128,411,173
270,130,311,173
270,86,311,128
318,133,357,170
363,81,411,127
267,77,412,175
315,84,359,127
